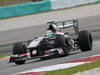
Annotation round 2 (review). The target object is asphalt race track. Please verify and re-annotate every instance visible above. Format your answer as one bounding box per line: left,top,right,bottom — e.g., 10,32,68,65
0,39,100,75
0,16,100,75
0,15,100,54
0,32,99,54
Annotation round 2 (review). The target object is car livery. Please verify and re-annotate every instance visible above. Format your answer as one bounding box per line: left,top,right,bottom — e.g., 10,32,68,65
9,20,93,65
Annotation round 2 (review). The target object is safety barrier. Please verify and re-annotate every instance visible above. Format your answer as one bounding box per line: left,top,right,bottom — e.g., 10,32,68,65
0,0,51,18
0,0,100,18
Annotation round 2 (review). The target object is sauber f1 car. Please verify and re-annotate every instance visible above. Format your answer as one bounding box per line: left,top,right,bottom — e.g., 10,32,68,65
9,20,93,65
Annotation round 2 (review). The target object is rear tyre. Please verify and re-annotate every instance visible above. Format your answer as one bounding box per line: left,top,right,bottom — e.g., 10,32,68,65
78,30,92,52
13,42,27,65
55,35,70,56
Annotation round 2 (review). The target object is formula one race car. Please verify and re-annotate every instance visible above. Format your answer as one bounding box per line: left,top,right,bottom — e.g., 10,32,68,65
9,20,93,65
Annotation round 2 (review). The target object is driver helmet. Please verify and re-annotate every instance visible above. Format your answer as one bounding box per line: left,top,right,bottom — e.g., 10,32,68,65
48,24,60,32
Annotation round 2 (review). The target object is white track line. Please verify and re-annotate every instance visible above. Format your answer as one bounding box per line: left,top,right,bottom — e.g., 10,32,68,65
16,54,100,75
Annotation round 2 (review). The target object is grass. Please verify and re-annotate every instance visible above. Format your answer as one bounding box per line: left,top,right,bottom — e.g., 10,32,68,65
43,60,100,75
91,29,100,32
0,0,46,6
0,53,11,58
0,0,28,6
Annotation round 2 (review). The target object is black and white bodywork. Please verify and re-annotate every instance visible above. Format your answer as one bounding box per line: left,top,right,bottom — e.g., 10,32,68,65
9,20,93,65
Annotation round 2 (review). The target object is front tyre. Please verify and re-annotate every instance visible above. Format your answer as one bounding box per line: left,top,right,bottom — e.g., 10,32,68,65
15,60,25,65
13,42,27,55
78,30,92,52
13,42,27,65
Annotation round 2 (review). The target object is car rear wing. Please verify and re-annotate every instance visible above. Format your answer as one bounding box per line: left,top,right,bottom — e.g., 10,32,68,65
57,20,79,37
47,20,79,37
56,20,78,28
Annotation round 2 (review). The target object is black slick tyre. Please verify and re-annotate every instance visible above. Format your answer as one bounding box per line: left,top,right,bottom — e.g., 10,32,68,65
13,42,26,54
13,42,26,65
78,30,92,52
55,35,70,56
15,60,25,65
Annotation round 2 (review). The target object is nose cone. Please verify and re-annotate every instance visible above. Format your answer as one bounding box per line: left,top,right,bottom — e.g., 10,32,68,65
28,37,43,48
